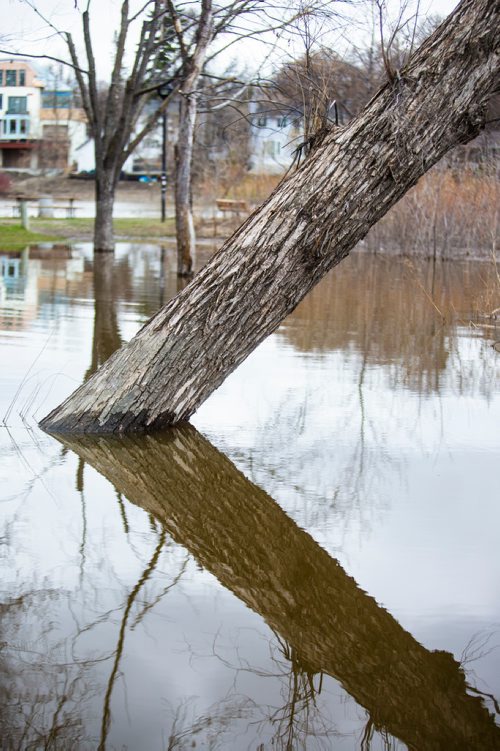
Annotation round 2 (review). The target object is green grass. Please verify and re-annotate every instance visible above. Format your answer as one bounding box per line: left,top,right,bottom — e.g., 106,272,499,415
0,222,63,249
32,216,176,240
2,215,228,248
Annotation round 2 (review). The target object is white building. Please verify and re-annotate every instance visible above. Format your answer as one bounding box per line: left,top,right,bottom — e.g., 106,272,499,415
0,60,44,170
0,60,89,174
248,103,302,174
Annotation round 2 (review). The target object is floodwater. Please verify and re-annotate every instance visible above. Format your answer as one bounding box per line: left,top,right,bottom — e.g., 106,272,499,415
0,242,499,750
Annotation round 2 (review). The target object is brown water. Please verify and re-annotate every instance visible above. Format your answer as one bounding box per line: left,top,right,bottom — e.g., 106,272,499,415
0,243,499,750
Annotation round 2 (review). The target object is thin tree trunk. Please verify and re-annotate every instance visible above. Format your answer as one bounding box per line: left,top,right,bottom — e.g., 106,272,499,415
40,0,500,434
175,93,197,276
94,172,117,252
173,0,213,276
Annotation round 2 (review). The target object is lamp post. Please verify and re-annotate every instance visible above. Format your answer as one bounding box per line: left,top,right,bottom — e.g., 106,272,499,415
157,82,174,223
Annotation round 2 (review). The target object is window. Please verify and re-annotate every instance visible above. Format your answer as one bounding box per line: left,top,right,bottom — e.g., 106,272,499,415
0,95,3,110
7,96,28,114
0,70,3,85
9,119,17,134
19,70,26,86
257,115,267,127
19,119,28,135
277,117,287,128
6,70,17,86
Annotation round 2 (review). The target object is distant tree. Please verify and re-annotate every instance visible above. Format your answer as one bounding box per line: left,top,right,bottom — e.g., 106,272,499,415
192,74,252,196
8,0,327,270
161,0,334,275
273,49,371,137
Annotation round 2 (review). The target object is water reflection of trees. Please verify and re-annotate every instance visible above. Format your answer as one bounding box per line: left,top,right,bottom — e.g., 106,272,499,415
1,250,197,749
3,248,499,748
0,509,188,749
280,254,499,398
57,427,500,751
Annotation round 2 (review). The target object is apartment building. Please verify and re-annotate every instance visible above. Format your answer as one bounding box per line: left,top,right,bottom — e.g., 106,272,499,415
0,60,88,173
0,60,44,170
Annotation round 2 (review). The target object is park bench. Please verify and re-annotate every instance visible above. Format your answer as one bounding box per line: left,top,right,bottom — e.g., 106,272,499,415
12,195,79,219
216,198,249,215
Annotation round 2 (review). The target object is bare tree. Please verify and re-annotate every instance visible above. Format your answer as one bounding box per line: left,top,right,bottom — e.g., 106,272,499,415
8,0,323,267
167,0,214,275
65,0,180,252
163,0,332,275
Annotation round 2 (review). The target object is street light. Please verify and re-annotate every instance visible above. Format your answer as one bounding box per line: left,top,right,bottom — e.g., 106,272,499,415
157,82,174,223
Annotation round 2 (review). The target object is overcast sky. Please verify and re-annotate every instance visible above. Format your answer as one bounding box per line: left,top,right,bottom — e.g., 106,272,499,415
2,0,460,81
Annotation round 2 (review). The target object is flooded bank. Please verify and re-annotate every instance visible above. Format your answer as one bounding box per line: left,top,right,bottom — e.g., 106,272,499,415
0,243,499,749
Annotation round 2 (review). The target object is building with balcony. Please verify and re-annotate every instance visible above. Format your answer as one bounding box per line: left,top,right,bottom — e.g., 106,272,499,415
0,61,44,170
0,60,89,174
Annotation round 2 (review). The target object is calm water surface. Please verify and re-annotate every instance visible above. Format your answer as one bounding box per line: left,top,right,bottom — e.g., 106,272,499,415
0,243,499,750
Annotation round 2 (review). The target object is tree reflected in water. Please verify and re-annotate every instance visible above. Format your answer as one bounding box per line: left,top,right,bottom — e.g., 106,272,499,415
1,249,499,749
54,427,500,751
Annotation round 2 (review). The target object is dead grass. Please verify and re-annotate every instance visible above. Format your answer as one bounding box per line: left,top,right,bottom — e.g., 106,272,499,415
367,167,499,258
197,172,282,206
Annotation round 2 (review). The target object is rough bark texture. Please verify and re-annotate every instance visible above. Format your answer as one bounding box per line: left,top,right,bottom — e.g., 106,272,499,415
94,172,118,252
58,427,500,750
40,0,500,434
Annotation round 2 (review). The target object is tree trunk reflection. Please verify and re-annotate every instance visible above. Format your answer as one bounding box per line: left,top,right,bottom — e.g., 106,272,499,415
58,426,500,751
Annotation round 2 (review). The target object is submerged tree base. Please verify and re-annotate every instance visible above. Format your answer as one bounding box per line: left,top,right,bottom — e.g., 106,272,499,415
40,0,500,435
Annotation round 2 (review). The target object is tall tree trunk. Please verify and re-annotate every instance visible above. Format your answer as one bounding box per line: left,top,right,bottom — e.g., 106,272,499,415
175,93,197,276
173,0,213,276
94,171,117,252
58,427,500,751
40,0,500,435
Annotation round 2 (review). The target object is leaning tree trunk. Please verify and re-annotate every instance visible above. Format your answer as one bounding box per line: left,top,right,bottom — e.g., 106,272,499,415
40,0,500,434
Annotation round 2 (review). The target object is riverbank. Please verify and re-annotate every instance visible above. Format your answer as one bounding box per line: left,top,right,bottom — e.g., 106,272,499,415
1,167,498,259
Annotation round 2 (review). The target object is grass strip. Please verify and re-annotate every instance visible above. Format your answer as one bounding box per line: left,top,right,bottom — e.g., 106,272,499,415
0,222,63,249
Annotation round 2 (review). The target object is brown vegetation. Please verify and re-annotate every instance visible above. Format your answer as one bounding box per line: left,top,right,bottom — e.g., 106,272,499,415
367,165,500,258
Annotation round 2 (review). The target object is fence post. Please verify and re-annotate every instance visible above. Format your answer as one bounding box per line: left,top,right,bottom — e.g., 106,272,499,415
20,199,30,231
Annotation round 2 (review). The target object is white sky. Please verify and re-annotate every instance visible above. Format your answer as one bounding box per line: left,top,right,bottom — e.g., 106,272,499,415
1,0,459,82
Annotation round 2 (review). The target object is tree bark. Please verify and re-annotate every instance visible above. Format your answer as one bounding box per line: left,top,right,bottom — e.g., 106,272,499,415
93,172,118,252
57,427,500,751
175,94,197,275
40,0,500,434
